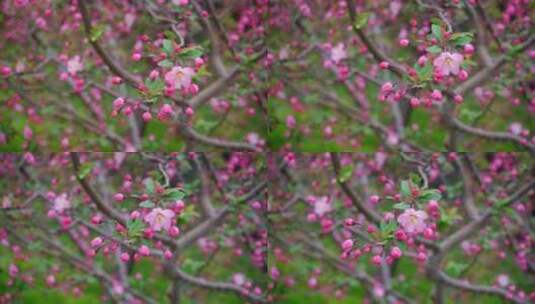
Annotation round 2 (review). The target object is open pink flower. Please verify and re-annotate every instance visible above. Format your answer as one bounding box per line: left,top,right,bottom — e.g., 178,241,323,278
67,56,83,75
433,52,463,76
144,208,175,231
313,196,332,217
330,43,347,64
164,66,195,90
53,193,71,212
397,208,428,234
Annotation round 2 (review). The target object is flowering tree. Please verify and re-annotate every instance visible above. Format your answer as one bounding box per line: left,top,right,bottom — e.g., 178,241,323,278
269,152,535,303
1,0,535,303
1,0,267,151
1,152,534,303
267,0,535,151
1,152,268,303
1,0,533,151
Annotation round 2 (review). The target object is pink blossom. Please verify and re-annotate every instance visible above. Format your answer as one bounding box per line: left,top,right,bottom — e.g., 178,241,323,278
67,56,83,75
90,237,103,247
164,66,195,90
144,208,175,232
138,245,151,256
390,247,402,259
330,43,347,64
157,104,174,121
433,52,463,76
114,193,125,202
509,122,523,136
372,255,382,265
120,252,130,262
496,274,509,287
342,239,353,251
46,275,56,286
313,196,332,217
233,273,246,285
399,39,409,46
53,193,71,212
23,125,33,140
142,111,152,122
397,208,428,234
9,264,19,277
369,195,380,204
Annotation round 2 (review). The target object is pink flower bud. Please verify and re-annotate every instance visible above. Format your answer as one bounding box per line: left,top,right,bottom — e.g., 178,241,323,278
91,215,103,224
168,226,180,237
458,69,468,81
23,126,33,140
111,76,123,85
464,43,475,55
114,193,125,202
417,252,427,262
9,264,19,277
372,255,382,266
1,66,12,77
120,252,130,262
344,218,356,227
381,82,393,93
138,245,150,256
113,97,125,110
410,97,420,107
142,111,152,122
149,69,159,80
430,89,443,101
342,239,353,251
369,195,380,204
390,247,402,259
185,107,194,117
46,275,56,286
379,61,390,69
399,39,409,47
417,55,427,66
395,229,407,241
131,53,142,61
91,237,103,247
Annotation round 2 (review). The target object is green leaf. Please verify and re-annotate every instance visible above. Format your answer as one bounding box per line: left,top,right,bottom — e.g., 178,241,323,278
431,24,442,41
409,173,422,187
354,12,370,30
450,32,473,46
164,188,186,201
126,220,145,238
162,39,174,55
379,221,398,239
177,204,199,223
182,258,205,274
178,47,203,59
338,165,354,183
139,200,155,208
144,178,155,194
90,25,105,42
418,189,442,202
195,119,219,133
78,162,94,179
426,45,442,54
415,63,433,82
445,261,468,277
393,202,410,210
400,180,411,197
157,59,174,68
145,79,165,96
